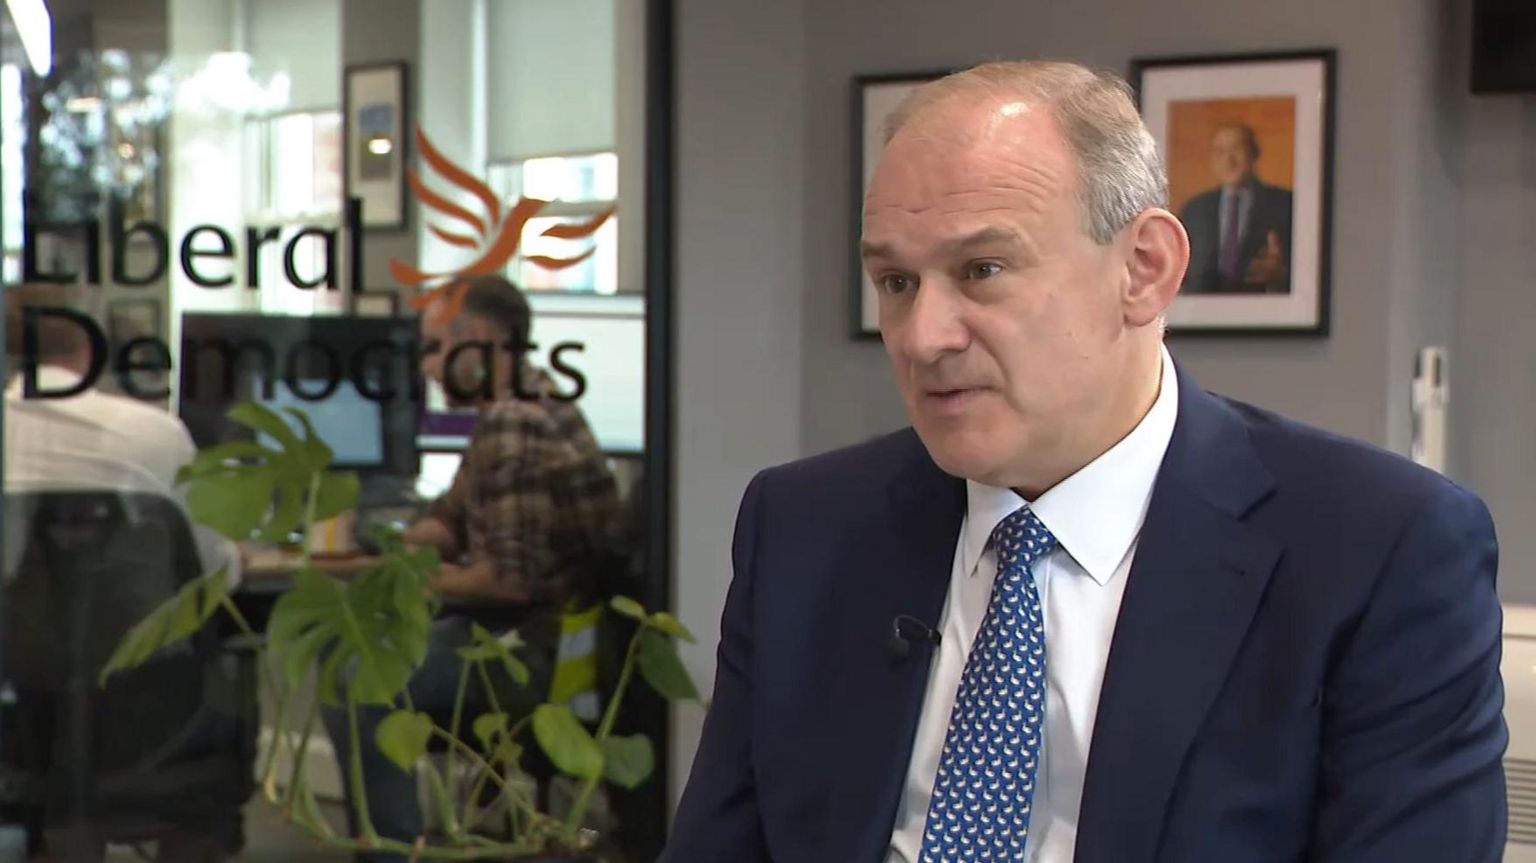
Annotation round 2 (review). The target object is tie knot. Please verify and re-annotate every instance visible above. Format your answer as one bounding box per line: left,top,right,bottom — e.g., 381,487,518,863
989,506,1057,570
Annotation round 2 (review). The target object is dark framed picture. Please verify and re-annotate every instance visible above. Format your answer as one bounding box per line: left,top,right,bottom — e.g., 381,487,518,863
849,70,949,340
1132,50,1336,336
343,61,409,230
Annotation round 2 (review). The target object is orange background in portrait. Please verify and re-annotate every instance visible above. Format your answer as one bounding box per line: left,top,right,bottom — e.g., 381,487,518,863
1167,97,1297,216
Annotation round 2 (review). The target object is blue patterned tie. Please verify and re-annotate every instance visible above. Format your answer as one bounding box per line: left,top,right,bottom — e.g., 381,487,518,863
918,506,1056,862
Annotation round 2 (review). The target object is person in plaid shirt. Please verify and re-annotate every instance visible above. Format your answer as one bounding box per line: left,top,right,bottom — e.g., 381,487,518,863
410,277,620,607
327,274,620,861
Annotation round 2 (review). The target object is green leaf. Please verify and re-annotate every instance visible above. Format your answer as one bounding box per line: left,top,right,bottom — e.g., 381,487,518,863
609,596,646,622
185,469,274,541
375,710,433,773
467,623,530,686
636,630,700,701
473,712,507,752
600,734,654,790
228,402,304,454
283,407,335,471
267,564,431,706
176,440,273,482
647,611,696,643
99,572,232,685
313,471,361,523
494,739,524,769
531,704,602,780
254,477,306,542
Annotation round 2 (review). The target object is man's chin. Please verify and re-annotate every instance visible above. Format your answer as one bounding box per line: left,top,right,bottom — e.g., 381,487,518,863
913,427,1008,484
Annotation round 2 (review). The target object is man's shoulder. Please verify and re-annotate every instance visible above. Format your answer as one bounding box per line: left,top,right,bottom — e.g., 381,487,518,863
98,391,194,443
1212,390,1479,522
751,428,935,501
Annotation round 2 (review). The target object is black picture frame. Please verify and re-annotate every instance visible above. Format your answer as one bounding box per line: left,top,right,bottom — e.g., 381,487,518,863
342,61,410,231
848,70,951,340
1130,49,1337,337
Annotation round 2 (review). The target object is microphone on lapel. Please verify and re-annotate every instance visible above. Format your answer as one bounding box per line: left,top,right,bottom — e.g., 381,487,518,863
888,614,942,661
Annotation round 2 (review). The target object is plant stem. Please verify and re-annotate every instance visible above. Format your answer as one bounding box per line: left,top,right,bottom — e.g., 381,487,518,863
459,767,493,834
284,700,320,810
300,472,322,568
429,727,518,800
427,725,556,836
346,695,380,843
446,659,472,802
257,679,293,799
217,592,259,639
473,662,503,718
423,763,461,839
566,624,644,831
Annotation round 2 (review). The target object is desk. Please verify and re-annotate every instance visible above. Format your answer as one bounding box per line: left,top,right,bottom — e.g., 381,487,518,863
233,548,534,627
238,547,376,595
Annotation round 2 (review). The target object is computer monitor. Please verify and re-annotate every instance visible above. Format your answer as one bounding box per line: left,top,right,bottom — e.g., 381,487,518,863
177,312,420,479
254,377,386,468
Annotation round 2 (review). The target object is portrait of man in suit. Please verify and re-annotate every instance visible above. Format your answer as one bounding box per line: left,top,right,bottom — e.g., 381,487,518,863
1179,122,1294,294
663,60,1505,863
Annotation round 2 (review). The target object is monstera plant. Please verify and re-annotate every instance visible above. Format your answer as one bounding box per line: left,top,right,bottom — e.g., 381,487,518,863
100,402,697,861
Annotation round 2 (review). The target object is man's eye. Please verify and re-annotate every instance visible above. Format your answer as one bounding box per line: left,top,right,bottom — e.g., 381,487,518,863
966,261,1003,280
879,273,915,295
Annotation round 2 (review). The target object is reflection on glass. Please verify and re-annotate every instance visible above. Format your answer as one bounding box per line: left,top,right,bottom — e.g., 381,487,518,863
1,63,23,284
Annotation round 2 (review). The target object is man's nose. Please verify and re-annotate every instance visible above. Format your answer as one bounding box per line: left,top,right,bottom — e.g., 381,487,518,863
900,281,969,363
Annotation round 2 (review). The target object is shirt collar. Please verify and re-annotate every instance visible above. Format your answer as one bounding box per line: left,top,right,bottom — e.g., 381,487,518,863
958,346,1181,585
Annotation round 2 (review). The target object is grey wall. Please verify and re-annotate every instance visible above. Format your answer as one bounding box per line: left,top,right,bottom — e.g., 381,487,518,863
1449,8,1536,603
671,0,808,797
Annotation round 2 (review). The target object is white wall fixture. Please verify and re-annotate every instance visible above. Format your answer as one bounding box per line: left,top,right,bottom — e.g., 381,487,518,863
1410,346,1447,474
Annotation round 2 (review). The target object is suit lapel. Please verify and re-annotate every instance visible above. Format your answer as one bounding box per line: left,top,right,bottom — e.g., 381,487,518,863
823,432,965,862
1075,371,1281,863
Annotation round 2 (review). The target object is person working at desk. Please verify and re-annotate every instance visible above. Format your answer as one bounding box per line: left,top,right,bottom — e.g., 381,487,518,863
3,284,240,587
323,274,620,861
3,283,246,862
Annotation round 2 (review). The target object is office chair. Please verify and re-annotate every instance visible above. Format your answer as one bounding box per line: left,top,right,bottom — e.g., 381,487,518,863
0,490,258,862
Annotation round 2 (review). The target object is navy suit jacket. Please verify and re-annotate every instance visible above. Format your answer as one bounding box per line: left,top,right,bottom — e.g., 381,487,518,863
662,366,1507,863
1180,180,1294,295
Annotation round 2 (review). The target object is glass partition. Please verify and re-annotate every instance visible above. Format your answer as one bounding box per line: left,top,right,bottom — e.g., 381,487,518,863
0,1,671,860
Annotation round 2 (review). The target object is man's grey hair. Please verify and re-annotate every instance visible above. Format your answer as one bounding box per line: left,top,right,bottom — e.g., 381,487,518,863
883,60,1168,245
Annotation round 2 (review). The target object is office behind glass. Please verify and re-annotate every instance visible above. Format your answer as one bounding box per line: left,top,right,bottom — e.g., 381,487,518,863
177,312,421,485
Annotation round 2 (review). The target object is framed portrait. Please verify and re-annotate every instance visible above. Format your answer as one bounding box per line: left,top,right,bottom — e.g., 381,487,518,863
343,61,409,230
849,70,949,340
1132,50,1336,335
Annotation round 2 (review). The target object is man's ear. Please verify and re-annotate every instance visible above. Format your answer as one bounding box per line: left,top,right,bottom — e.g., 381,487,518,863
1122,208,1189,327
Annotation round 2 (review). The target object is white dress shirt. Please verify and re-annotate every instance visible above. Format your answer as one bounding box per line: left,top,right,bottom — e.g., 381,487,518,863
887,347,1180,863
3,365,240,585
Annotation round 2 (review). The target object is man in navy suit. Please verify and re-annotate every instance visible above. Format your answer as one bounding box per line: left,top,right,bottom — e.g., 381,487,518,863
662,61,1505,863
1179,123,1294,295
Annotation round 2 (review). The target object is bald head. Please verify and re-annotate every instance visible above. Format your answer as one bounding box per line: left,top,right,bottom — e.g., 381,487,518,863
883,60,1167,245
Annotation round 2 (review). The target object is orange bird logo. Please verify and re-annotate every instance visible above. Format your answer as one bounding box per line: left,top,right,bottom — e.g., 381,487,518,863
389,127,615,321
